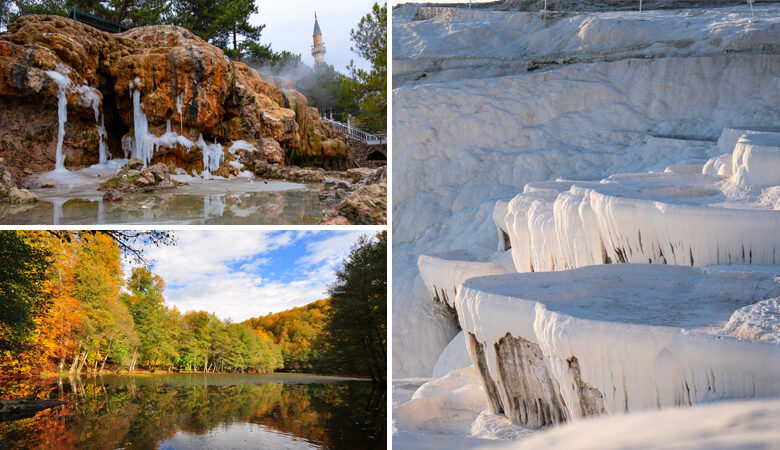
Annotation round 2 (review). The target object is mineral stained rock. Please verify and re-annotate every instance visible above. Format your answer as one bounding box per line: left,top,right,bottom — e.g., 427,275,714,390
0,15,351,176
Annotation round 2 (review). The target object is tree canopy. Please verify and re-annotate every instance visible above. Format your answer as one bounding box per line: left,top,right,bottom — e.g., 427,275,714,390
0,231,282,377
324,232,387,382
0,231,387,382
0,231,52,353
344,3,387,133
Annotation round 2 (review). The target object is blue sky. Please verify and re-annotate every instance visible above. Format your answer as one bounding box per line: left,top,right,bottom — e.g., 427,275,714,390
250,0,377,73
132,230,368,322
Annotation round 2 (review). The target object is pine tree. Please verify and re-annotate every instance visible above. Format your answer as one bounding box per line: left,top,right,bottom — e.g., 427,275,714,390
345,3,387,133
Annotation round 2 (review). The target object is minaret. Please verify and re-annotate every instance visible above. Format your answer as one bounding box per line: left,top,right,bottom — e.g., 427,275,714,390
311,12,326,66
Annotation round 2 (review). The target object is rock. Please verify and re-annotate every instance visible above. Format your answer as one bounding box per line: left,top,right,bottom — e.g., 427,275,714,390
116,181,137,192
213,163,234,178
0,160,36,204
320,215,350,225
0,15,352,175
285,167,326,183
346,168,374,183
135,176,151,186
364,166,387,185
127,158,144,170
141,164,169,182
102,189,123,202
40,181,55,188
7,187,37,204
102,159,175,192
319,185,350,209
333,183,387,225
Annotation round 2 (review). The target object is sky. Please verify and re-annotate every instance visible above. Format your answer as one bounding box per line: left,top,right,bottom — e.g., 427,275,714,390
127,230,369,322
251,0,378,73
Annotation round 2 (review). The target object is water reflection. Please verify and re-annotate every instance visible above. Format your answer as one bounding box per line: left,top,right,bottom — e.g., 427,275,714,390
0,374,386,449
0,185,326,225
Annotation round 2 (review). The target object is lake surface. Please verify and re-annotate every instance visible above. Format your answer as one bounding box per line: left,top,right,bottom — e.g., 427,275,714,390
0,373,386,449
0,166,329,225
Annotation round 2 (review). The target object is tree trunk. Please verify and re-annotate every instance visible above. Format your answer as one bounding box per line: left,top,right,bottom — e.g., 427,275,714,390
58,333,69,372
152,349,160,372
92,347,100,375
233,25,239,61
68,350,80,375
99,338,113,375
130,347,138,372
76,346,88,374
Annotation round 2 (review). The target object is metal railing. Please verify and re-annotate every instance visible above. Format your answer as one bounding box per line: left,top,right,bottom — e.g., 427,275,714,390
321,116,387,145
68,7,128,33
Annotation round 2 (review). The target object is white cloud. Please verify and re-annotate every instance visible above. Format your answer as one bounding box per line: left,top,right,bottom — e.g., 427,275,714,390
144,231,294,285
297,232,364,269
129,230,366,321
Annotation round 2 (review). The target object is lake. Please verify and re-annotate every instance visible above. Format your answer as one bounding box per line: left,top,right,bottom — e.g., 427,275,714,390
0,175,329,225
0,373,386,449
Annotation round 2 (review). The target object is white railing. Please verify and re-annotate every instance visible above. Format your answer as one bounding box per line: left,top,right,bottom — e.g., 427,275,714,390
321,116,387,145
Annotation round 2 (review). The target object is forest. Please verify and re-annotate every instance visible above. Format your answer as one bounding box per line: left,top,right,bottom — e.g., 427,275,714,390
0,231,387,385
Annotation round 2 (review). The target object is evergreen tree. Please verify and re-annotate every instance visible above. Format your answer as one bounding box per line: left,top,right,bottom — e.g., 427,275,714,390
7,0,167,27
171,0,264,61
345,3,387,133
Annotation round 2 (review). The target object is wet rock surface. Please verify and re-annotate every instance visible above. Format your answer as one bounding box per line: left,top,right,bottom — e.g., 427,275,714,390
495,333,568,427
0,15,351,175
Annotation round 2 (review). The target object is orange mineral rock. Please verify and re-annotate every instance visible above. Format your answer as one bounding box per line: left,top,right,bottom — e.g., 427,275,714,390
0,15,352,177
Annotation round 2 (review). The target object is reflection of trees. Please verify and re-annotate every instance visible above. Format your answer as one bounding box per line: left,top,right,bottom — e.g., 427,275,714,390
0,377,385,449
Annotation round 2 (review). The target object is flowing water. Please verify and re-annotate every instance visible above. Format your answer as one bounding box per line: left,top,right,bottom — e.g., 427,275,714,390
0,373,386,449
0,167,330,225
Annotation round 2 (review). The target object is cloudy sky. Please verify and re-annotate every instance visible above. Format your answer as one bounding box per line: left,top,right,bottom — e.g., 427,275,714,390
251,0,378,73
127,231,368,322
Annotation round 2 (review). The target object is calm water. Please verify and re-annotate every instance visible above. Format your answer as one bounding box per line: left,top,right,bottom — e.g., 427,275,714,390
0,169,328,225
0,373,386,449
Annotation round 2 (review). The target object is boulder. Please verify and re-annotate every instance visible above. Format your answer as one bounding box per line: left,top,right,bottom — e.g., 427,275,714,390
334,182,387,225
0,160,36,204
102,189,123,202
100,161,176,193
346,167,374,183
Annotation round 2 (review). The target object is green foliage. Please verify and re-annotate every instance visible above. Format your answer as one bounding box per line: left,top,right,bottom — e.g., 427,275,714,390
118,271,283,374
247,233,388,382
323,232,387,382
171,0,264,61
122,268,168,366
0,231,52,352
345,3,387,133
0,231,382,380
6,0,167,27
248,299,330,372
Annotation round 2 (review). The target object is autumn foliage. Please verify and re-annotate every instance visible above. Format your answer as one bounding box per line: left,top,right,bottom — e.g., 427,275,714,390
0,231,283,383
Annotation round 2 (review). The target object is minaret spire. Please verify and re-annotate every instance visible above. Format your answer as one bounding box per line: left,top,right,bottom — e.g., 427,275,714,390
311,12,326,66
